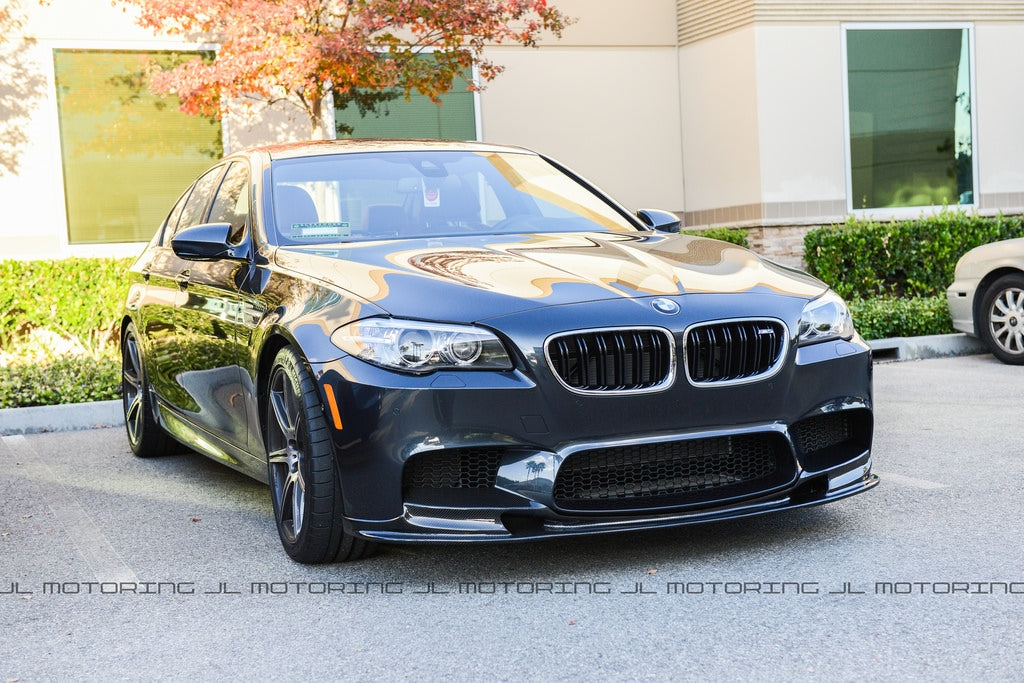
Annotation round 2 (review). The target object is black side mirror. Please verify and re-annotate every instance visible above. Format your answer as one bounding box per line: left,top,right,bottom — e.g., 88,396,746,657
171,222,244,261
636,209,681,233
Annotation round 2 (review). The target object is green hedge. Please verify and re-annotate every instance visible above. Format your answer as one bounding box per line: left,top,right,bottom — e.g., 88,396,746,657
0,257,133,353
1,257,131,409
684,227,749,248
801,211,1023,340
848,296,953,340
804,212,1024,300
0,352,121,409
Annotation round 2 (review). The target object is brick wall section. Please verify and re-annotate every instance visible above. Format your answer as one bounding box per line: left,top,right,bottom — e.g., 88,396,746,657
745,225,815,269
687,224,818,270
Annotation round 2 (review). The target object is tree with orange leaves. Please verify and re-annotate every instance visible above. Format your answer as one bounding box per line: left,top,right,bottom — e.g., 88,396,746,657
116,0,570,139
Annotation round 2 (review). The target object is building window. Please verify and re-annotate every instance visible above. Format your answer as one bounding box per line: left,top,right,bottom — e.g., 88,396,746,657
334,64,477,140
845,26,974,211
53,49,223,244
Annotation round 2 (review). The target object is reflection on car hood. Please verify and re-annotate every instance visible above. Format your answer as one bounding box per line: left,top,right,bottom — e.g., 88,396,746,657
274,232,827,321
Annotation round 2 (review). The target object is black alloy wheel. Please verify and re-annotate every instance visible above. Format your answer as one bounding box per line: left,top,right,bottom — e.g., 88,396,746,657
121,322,176,457
980,274,1024,365
265,346,372,563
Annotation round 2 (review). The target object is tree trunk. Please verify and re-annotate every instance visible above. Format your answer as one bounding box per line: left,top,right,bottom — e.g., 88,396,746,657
309,95,325,140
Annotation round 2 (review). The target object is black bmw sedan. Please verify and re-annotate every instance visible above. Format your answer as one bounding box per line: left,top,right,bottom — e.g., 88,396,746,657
122,139,877,563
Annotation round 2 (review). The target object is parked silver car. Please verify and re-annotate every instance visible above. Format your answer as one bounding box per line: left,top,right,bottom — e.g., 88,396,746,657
947,237,1024,364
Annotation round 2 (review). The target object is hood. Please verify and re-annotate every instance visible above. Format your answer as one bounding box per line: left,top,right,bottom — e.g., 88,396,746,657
274,231,827,322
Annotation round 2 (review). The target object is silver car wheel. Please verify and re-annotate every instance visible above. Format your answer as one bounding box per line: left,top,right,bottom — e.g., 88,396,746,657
267,366,307,542
988,285,1024,356
120,322,175,457
122,333,144,446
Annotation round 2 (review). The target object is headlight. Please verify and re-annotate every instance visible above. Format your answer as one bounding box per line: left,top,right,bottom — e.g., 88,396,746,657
331,318,513,373
798,290,855,345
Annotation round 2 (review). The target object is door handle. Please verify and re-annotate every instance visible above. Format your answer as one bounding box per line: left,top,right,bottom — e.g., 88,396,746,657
175,269,191,289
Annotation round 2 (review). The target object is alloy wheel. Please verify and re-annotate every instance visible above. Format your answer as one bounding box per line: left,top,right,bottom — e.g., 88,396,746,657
988,286,1024,356
267,368,307,542
122,333,144,447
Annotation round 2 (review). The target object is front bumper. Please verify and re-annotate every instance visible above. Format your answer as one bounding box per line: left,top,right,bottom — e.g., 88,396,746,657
311,293,876,544
354,452,877,543
946,278,979,335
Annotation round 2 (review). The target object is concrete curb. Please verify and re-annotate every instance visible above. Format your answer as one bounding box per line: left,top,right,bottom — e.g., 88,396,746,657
0,399,123,436
0,334,993,436
867,332,990,362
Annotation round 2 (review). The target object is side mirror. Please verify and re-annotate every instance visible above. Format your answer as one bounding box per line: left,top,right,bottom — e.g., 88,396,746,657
636,209,681,233
171,222,244,261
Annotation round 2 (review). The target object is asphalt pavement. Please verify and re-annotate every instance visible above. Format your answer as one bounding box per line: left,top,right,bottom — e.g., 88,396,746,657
1,353,1022,680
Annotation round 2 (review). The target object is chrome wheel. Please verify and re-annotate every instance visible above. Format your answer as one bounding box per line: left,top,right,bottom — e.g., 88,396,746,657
267,366,307,542
263,347,374,563
988,286,1024,355
120,322,175,457
122,333,144,446
980,274,1024,365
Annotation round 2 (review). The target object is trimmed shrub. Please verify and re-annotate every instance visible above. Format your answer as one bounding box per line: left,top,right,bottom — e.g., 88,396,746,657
804,212,1024,300
0,257,133,353
1,257,132,409
849,296,954,341
684,227,750,248
0,352,121,409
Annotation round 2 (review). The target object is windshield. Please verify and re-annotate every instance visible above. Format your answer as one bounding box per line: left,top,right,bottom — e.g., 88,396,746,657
269,150,640,245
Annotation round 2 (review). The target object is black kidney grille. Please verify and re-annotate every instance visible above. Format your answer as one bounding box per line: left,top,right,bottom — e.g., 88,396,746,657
403,447,504,490
553,433,793,511
547,329,672,392
686,320,785,383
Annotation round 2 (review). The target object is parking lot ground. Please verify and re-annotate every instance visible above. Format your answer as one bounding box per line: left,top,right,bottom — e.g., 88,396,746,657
1,354,1023,680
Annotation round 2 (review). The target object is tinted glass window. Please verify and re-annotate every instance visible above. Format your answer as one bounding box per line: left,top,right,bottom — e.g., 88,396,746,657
176,166,226,234
208,162,250,245
270,151,637,245
335,59,475,139
52,49,222,245
159,191,190,246
847,28,974,209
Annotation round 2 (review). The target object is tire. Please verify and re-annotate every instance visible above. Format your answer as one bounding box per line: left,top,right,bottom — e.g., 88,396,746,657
122,322,177,457
265,347,373,563
979,274,1024,365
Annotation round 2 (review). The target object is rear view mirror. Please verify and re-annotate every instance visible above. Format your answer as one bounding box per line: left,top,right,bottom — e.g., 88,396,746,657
171,223,245,261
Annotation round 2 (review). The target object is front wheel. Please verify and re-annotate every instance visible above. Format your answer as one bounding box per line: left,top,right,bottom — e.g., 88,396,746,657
265,347,373,563
979,274,1024,365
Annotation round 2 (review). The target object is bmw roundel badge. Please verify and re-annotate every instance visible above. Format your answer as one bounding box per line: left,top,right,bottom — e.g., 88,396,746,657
651,298,680,315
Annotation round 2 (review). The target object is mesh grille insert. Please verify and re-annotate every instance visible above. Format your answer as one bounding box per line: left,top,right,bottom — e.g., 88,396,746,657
686,320,785,383
546,328,673,392
553,433,793,511
791,412,852,457
403,447,504,490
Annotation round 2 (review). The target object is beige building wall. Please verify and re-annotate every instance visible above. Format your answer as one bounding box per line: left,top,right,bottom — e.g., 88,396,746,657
974,22,1024,211
479,47,684,211
7,0,1024,261
677,26,761,220
1,0,684,259
0,0,225,259
479,0,684,212
754,24,847,217
679,9,1024,234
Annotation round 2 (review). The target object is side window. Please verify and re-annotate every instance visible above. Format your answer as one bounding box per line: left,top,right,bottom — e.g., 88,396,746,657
159,191,190,247
208,162,250,245
175,166,226,235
